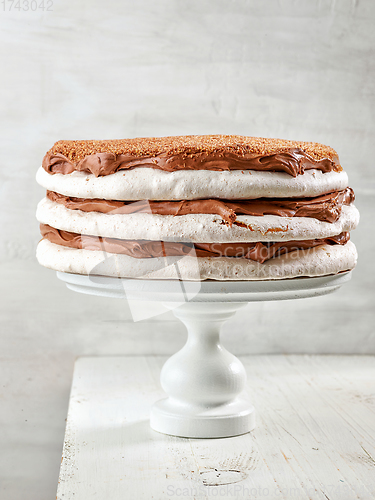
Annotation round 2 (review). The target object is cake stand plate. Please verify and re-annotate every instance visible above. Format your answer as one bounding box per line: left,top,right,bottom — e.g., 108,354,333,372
57,271,351,438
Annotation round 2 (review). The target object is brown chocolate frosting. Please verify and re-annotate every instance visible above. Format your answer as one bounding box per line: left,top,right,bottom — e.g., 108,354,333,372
43,136,341,177
42,149,339,178
46,188,354,224
40,224,349,264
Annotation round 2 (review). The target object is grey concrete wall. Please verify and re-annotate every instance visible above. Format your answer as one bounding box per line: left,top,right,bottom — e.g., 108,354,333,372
1,0,374,498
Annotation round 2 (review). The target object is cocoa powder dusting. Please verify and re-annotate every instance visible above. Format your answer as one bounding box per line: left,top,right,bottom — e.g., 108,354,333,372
47,135,339,164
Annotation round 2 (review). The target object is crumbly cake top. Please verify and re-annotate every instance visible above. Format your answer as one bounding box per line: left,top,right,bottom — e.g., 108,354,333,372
47,135,338,162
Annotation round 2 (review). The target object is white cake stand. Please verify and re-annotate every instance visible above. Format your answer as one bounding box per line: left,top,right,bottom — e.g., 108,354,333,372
57,270,351,439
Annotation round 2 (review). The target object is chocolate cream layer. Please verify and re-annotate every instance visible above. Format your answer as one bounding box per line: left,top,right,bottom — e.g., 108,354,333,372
40,224,349,264
46,188,354,225
42,149,341,178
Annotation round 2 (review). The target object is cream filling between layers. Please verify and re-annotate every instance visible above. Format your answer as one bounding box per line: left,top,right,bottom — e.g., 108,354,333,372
36,197,360,243
36,166,349,201
36,239,357,281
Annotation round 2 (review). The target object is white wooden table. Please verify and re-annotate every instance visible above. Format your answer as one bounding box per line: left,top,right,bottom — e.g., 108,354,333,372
57,355,375,500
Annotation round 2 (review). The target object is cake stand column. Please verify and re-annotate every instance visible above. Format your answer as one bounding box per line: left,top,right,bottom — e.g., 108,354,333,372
150,302,255,438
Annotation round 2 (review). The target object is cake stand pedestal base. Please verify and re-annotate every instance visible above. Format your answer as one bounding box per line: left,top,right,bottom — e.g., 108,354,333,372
150,302,255,438
57,271,351,438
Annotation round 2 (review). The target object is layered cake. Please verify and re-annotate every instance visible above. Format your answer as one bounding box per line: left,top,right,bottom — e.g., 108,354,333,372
36,135,359,280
